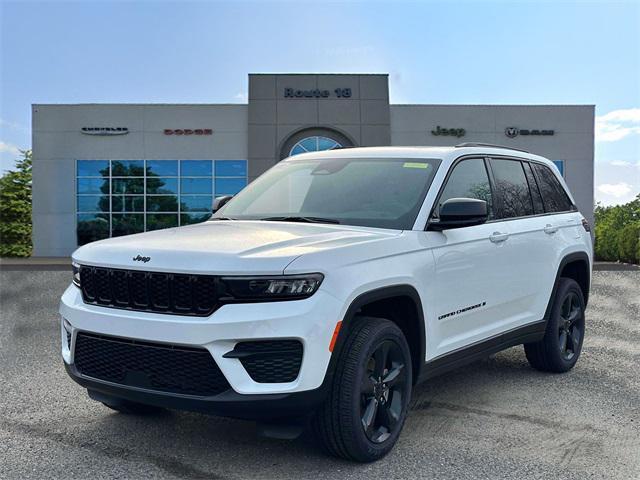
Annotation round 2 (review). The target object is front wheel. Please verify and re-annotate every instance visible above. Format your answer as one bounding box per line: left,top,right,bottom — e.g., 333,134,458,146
313,316,412,462
525,277,586,373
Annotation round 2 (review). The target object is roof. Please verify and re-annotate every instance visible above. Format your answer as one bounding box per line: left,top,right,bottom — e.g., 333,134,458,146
283,145,551,165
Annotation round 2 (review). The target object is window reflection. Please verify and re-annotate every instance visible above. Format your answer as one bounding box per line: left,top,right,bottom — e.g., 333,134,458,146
76,159,248,245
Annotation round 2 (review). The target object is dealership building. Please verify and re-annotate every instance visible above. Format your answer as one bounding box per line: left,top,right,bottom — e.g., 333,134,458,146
32,73,594,257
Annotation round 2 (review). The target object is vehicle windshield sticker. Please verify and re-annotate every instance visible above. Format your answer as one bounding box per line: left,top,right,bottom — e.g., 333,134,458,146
438,301,487,320
403,162,430,169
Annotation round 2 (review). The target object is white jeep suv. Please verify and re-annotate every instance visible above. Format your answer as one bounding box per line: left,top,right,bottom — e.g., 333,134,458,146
60,144,592,462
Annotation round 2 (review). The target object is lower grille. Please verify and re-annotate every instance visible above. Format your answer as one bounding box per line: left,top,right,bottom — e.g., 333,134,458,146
226,340,303,383
74,332,230,397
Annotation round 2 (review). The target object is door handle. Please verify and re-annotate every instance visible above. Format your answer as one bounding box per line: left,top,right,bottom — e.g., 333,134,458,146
489,231,509,243
544,224,559,234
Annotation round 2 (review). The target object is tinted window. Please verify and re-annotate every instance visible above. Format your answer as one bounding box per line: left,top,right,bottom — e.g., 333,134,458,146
531,163,573,213
522,162,545,214
490,159,534,218
437,158,493,218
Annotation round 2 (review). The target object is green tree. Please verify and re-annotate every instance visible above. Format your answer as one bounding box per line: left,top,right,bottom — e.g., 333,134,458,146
0,149,32,257
594,193,640,264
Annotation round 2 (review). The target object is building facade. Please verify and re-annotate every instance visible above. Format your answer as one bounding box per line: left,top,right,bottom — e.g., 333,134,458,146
32,73,594,257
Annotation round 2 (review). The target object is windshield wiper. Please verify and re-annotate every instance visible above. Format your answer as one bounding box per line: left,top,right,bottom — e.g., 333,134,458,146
261,216,340,224
210,216,235,221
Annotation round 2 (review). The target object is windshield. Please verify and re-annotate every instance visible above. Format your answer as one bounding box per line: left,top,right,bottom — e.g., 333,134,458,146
215,157,441,230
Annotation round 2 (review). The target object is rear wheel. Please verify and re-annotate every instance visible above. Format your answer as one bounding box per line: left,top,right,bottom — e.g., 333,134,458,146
525,277,586,373
313,316,412,462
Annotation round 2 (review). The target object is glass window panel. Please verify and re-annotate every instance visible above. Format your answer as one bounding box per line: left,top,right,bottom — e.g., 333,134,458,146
317,137,339,151
290,144,306,156
553,160,564,177
77,178,109,195
147,160,178,177
180,195,212,212
490,159,534,219
181,178,212,194
146,177,178,194
300,137,317,152
112,178,144,194
77,213,110,245
523,162,545,215
112,214,144,237
147,214,179,231
112,195,145,212
438,159,494,219
77,196,109,212
146,196,178,212
215,160,247,177
77,160,109,177
532,163,573,213
181,160,212,176
111,160,145,176
181,213,211,226
215,177,247,195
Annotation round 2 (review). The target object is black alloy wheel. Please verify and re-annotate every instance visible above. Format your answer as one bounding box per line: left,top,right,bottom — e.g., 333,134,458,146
313,316,413,462
360,340,408,444
525,277,586,373
558,291,584,361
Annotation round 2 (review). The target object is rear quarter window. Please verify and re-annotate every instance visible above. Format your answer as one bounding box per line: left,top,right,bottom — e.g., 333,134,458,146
531,163,574,213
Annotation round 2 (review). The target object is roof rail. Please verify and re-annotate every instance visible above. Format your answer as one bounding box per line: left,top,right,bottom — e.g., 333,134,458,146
455,142,529,153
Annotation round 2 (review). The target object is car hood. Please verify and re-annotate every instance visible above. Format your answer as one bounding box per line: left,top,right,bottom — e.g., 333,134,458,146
72,220,401,275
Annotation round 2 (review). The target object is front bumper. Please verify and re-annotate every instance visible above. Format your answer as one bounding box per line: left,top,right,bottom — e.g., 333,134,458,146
60,284,342,400
64,362,328,420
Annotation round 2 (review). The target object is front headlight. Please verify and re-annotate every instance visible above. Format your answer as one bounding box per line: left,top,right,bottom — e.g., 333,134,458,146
221,274,323,301
72,262,81,288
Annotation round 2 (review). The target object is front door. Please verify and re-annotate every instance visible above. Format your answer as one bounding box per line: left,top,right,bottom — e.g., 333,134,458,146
425,157,516,359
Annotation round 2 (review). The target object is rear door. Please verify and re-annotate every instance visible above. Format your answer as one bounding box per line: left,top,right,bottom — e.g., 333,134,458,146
487,157,557,329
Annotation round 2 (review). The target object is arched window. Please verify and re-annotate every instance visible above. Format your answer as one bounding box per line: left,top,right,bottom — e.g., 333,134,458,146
289,136,342,156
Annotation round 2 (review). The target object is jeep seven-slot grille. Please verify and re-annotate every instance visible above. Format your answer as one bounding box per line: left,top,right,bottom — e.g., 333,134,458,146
74,332,231,397
79,266,219,316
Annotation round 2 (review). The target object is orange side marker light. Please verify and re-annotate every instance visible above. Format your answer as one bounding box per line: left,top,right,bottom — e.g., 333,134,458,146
329,321,343,352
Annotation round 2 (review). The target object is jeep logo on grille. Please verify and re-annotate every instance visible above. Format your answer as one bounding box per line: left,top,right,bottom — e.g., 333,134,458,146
132,255,151,263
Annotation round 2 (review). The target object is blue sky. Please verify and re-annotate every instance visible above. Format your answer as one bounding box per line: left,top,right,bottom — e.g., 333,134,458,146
1,0,638,205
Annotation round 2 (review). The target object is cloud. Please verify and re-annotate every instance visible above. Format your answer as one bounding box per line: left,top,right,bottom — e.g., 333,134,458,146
597,182,634,198
233,92,248,103
610,160,640,168
0,141,21,156
595,108,640,142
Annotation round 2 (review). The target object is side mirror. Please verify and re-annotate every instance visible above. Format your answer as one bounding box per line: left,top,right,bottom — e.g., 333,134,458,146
428,198,488,231
212,195,233,213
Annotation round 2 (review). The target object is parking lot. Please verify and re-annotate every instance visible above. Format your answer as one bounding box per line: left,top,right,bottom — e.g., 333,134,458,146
1,268,638,479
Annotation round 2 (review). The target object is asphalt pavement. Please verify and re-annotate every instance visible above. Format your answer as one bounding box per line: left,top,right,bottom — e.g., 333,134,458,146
1,269,638,479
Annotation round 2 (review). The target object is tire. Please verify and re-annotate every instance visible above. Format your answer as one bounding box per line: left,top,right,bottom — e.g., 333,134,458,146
525,277,586,373
101,399,165,415
313,316,413,462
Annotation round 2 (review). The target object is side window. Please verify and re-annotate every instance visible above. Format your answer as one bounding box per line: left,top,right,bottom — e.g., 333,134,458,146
531,163,573,213
437,158,493,218
490,159,534,219
522,162,545,214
